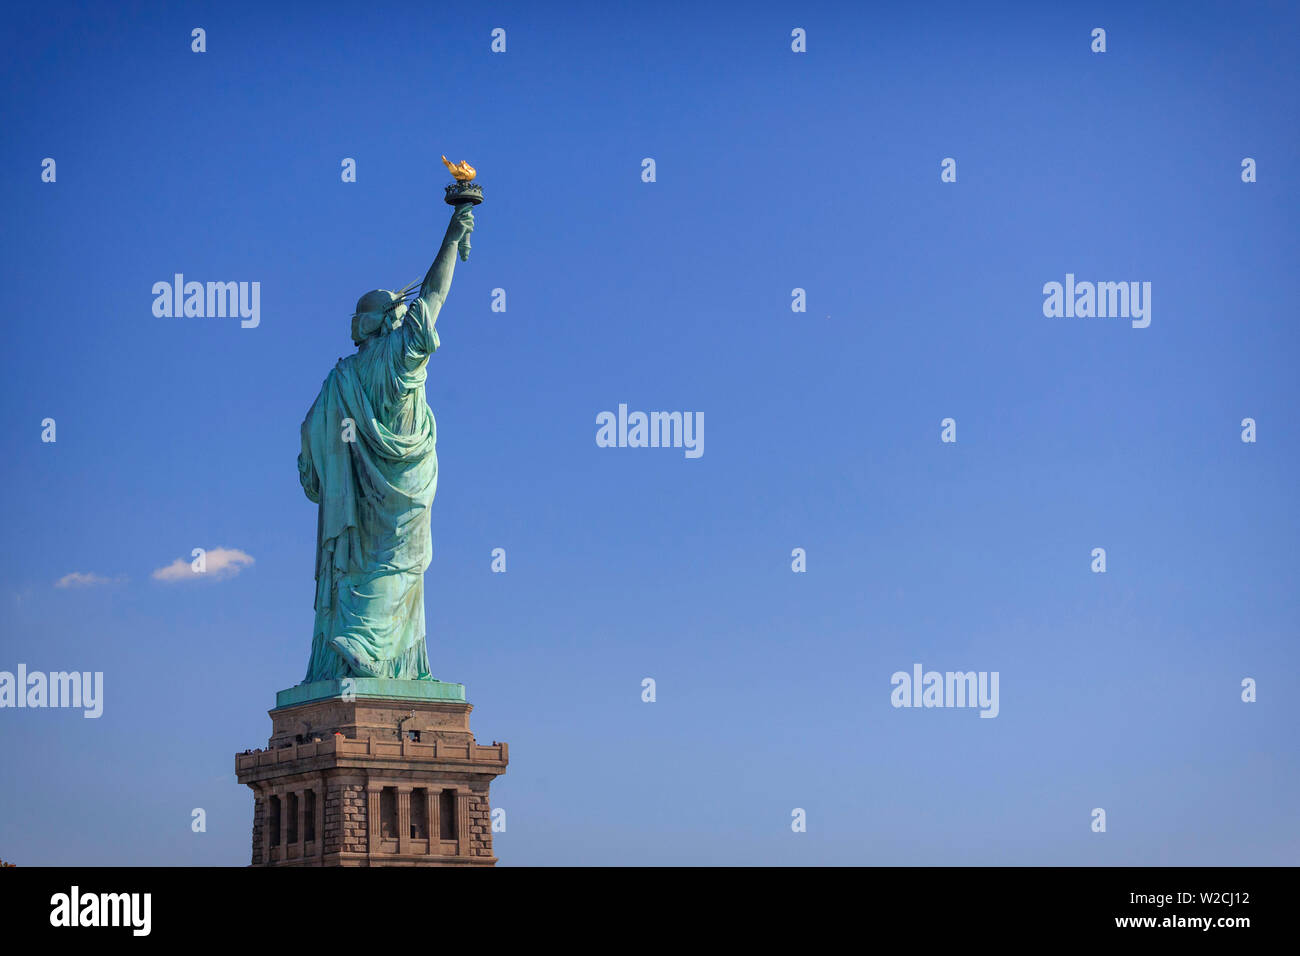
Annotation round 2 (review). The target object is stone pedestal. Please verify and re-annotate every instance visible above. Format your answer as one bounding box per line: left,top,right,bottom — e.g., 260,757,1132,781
235,681,507,866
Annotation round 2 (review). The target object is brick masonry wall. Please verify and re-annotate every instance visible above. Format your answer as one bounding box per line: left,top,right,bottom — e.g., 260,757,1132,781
341,783,368,854
468,793,493,858
251,796,264,865
323,786,342,855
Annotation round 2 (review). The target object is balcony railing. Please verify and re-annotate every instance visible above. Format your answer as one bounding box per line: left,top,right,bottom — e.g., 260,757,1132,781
237,736,507,773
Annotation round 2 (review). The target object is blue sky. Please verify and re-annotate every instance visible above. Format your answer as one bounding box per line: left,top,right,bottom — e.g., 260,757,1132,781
1,0,1297,865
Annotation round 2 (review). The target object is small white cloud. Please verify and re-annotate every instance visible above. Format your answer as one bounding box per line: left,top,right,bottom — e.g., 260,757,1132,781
55,572,125,589
152,547,254,583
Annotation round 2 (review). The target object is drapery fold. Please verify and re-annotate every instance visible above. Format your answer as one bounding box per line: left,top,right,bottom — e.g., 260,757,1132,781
297,298,440,681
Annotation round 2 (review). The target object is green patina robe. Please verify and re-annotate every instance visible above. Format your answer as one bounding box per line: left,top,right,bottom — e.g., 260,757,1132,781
297,298,442,681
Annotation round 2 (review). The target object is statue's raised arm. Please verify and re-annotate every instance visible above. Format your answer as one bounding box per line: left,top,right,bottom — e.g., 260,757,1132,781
417,202,475,325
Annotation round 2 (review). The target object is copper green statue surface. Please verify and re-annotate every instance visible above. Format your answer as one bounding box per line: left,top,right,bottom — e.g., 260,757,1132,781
296,191,476,683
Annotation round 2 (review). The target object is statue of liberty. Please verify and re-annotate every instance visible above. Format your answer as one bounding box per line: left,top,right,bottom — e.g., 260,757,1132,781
296,163,477,682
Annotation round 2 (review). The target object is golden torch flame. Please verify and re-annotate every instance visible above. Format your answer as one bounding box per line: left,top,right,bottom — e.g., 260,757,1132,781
441,156,477,181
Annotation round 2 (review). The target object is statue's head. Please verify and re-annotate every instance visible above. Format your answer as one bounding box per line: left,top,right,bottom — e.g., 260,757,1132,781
351,289,408,346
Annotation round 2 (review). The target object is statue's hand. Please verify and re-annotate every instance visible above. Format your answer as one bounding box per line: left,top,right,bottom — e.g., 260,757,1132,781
451,204,474,261
451,204,475,235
